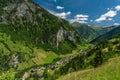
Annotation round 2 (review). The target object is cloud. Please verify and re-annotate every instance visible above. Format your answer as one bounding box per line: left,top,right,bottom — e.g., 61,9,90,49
95,5,120,23
75,14,89,18
55,12,71,19
56,6,64,10
90,20,93,22
95,10,117,22
108,18,112,21
114,23,120,25
49,10,71,19
70,14,89,23
115,5,120,11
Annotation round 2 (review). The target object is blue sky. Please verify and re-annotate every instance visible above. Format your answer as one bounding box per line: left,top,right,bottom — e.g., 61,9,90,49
33,0,120,26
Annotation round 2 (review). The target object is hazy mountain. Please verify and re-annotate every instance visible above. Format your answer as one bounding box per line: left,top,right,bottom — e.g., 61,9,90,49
91,25,120,44
71,22,117,42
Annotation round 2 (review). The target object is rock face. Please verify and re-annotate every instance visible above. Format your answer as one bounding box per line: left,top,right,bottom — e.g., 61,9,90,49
2,1,37,24
0,16,3,22
22,72,30,80
10,54,18,68
57,28,75,48
3,4,16,13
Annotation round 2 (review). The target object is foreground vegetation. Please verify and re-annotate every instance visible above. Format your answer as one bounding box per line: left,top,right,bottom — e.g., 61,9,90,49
47,36,120,80
58,56,120,80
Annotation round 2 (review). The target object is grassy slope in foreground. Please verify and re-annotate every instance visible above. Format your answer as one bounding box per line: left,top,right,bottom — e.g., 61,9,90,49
58,56,120,80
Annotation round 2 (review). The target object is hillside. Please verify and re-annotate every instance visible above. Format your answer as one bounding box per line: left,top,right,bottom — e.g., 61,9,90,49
0,0,81,79
0,0,120,80
71,22,101,42
50,29,120,80
71,22,117,42
58,56,120,80
0,0,81,53
91,25,120,44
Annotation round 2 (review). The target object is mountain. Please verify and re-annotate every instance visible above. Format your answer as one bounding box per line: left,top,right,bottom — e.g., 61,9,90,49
51,25,120,80
0,0,81,77
1,0,120,80
0,0,81,53
100,25,119,34
91,25,120,44
71,22,117,42
71,22,101,42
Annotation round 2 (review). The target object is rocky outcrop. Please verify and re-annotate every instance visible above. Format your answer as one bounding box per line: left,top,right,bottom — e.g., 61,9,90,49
0,16,3,22
10,54,18,68
22,72,30,80
3,4,16,13
57,28,75,48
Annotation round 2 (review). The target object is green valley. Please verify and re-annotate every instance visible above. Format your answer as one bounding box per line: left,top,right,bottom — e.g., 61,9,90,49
0,0,120,80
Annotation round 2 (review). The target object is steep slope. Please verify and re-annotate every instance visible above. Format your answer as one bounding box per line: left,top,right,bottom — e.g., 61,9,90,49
91,25,120,44
0,0,80,53
51,26,120,79
58,56,120,80
0,0,81,76
100,25,118,34
71,22,117,42
71,22,101,42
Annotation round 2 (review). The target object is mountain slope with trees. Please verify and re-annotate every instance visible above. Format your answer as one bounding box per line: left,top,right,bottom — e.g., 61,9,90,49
50,25,120,80
91,25,120,44
0,0,81,53
71,22,117,42
0,0,82,79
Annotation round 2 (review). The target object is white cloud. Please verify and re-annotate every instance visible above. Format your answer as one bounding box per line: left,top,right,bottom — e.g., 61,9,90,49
49,10,71,19
115,5,120,11
114,23,120,26
75,14,89,18
108,18,112,21
56,6,64,10
95,10,117,22
55,12,71,19
95,5,120,23
70,14,89,23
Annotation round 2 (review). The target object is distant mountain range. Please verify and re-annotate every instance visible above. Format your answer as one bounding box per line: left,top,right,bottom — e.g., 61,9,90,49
71,22,118,42
91,25,120,44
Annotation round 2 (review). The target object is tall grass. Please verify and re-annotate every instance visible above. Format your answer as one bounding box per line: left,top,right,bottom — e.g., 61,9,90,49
58,56,120,80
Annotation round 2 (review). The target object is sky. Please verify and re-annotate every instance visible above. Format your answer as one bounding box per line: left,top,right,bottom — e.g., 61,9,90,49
33,0,120,26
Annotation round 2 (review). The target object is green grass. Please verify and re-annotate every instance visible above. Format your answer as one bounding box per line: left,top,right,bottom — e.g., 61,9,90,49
0,70,17,80
43,52,58,64
58,56,120,80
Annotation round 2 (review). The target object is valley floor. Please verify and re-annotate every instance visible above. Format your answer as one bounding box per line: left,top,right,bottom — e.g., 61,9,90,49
58,56,120,80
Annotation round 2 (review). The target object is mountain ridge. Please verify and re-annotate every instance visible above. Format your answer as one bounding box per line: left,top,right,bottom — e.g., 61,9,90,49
90,25,120,44
0,0,80,75
71,22,118,42
0,0,81,53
